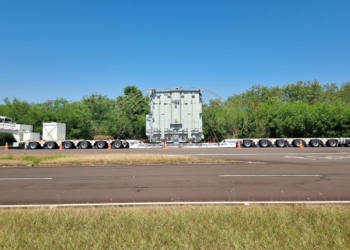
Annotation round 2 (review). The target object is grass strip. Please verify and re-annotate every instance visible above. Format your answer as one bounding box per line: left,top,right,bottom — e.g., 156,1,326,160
0,153,232,166
0,205,349,249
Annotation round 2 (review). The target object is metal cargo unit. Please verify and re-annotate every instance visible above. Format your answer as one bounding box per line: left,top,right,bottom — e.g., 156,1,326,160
42,122,66,141
22,131,40,141
0,116,35,146
146,88,203,143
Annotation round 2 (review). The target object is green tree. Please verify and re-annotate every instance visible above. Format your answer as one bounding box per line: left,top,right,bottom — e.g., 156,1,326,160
0,133,16,146
116,85,149,139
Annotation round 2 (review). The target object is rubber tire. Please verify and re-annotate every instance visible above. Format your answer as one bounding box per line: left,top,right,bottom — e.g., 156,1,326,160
310,139,320,147
46,141,56,149
243,140,252,148
80,141,90,149
112,140,123,149
63,141,73,149
29,142,39,149
95,141,106,149
345,140,350,147
259,140,269,148
123,141,130,148
292,140,302,147
276,139,285,148
327,139,337,147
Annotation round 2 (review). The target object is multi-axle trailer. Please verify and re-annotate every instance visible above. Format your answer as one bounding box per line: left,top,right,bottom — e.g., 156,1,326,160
1,116,350,149
0,117,134,149
235,137,350,148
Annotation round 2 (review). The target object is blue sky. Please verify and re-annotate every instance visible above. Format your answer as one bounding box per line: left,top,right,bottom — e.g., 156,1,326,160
1,0,349,104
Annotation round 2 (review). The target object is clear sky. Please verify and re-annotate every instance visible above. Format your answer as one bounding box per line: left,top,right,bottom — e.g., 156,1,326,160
1,0,349,104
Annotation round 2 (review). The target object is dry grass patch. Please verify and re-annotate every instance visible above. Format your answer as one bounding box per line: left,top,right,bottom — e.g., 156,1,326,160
0,205,350,249
0,153,232,166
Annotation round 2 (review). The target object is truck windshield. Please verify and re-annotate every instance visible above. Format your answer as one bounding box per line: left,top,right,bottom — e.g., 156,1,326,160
1,118,12,123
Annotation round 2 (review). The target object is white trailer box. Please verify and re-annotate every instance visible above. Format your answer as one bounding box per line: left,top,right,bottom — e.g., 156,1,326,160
43,122,66,141
22,132,41,141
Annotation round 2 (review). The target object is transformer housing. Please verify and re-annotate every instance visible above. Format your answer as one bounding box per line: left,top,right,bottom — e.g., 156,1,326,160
146,88,203,143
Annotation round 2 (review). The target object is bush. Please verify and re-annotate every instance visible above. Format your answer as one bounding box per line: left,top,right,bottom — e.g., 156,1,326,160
0,133,16,146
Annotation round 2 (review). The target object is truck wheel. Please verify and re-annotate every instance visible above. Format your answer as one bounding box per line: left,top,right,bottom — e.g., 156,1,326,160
259,140,269,148
123,141,130,148
292,139,304,147
29,142,39,150
276,139,285,147
79,141,90,149
345,140,350,147
95,141,106,149
310,139,320,147
63,141,73,149
243,140,252,148
46,141,56,149
327,139,338,147
112,140,123,149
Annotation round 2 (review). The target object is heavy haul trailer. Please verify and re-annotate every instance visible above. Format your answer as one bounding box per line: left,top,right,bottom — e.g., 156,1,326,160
146,88,204,143
25,122,131,149
237,137,350,148
0,117,132,149
2,86,350,149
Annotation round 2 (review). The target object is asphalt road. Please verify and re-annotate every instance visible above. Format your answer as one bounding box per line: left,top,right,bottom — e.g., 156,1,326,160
1,147,350,205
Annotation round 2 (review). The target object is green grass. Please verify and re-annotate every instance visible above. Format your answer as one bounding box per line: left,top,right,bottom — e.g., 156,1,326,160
0,153,232,166
0,205,349,249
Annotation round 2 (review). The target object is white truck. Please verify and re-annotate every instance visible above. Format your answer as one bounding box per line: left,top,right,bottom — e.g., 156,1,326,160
0,116,135,149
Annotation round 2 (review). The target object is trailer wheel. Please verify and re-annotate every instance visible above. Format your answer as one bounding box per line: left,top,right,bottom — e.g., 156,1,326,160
243,140,252,148
292,139,305,147
95,141,106,149
46,141,56,149
310,139,320,147
63,141,73,149
29,142,39,150
327,139,338,147
112,140,123,149
79,141,90,149
345,140,350,147
276,139,285,148
259,140,269,148
123,141,130,148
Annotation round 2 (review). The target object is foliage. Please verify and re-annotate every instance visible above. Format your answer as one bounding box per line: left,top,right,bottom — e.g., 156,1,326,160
0,133,16,146
0,85,149,144
202,80,350,140
116,86,149,139
1,81,350,144
0,153,231,166
1,206,350,249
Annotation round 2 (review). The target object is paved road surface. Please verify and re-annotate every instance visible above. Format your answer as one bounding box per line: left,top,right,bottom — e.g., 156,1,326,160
1,147,350,205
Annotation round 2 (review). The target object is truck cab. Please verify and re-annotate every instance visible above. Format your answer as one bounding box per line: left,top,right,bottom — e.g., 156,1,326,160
0,116,13,124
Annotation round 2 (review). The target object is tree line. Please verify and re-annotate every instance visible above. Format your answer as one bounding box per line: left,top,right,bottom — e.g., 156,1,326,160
204,80,350,141
0,86,149,144
1,80,350,145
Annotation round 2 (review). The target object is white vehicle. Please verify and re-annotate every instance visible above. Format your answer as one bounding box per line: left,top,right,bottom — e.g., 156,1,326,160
0,117,132,149
234,137,350,148
0,116,39,147
1,115,350,149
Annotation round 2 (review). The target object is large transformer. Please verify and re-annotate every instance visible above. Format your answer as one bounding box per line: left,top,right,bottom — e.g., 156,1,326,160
146,88,204,143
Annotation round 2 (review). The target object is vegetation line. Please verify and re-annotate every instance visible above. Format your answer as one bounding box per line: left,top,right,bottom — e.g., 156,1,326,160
0,153,232,166
1,81,350,146
1,205,349,249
